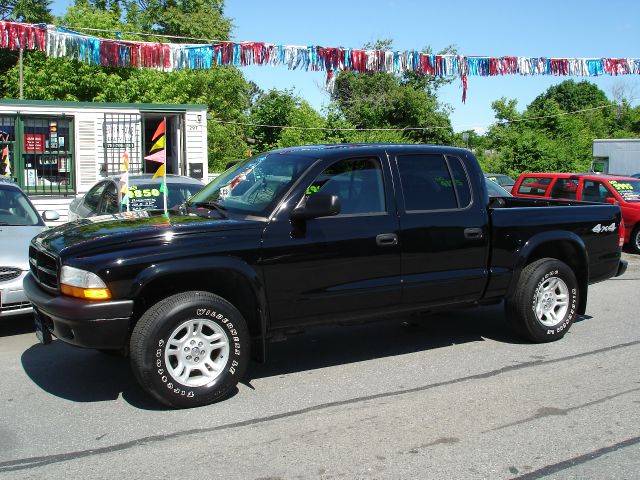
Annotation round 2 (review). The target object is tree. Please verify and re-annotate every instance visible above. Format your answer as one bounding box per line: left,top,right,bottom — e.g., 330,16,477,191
485,80,631,177
249,89,328,151
329,41,454,145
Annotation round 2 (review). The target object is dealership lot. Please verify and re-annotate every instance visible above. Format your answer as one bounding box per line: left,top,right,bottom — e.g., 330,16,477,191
1,254,638,480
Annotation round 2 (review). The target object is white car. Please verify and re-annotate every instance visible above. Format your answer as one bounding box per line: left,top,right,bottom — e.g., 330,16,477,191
68,174,204,220
0,178,58,318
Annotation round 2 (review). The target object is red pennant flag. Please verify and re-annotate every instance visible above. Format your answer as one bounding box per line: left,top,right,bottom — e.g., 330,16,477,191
151,119,166,142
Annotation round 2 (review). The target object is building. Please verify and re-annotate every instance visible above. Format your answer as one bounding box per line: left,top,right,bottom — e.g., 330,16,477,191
0,99,208,224
592,139,640,176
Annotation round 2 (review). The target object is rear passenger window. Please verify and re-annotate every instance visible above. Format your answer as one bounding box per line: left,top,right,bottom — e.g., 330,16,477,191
397,154,458,211
447,156,472,208
517,177,552,196
550,179,578,200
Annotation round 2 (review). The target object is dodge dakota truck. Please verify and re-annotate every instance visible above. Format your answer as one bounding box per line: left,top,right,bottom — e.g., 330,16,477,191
24,144,628,408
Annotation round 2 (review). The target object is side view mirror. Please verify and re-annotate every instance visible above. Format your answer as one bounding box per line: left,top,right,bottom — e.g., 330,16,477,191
290,193,341,221
605,197,618,205
42,210,60,221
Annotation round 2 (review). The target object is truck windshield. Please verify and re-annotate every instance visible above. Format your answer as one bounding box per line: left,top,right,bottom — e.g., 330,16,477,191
608,179,640,202
187,154,315,217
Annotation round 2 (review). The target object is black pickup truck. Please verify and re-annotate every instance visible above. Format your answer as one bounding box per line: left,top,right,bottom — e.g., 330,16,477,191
25,144,627,407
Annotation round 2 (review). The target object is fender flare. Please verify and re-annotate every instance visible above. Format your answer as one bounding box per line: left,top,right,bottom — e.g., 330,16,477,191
507,230,589,314
131,255,269,361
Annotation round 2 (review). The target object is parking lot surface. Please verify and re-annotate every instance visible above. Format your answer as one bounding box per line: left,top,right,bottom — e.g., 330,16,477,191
1,254,639,479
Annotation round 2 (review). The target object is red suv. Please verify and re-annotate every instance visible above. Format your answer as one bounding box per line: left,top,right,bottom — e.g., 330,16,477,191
513,173,640,253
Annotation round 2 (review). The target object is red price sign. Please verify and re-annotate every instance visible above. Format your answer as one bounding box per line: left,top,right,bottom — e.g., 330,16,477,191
24,134,46,153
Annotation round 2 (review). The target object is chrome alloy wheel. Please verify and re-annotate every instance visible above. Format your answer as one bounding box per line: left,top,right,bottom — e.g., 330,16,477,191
164,319,230,387
534,276,570,327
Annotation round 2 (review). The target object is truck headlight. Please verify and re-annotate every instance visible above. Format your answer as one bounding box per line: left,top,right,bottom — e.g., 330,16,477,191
60,266,112,300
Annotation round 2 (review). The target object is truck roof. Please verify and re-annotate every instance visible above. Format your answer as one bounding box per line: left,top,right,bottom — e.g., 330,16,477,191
266,143,470,159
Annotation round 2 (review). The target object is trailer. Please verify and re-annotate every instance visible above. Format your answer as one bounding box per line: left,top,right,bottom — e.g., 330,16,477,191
0,99,208,224
592,139,640,176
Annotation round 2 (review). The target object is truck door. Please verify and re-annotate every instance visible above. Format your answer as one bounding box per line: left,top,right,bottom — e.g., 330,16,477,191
261,155,401,327
392,152,489,307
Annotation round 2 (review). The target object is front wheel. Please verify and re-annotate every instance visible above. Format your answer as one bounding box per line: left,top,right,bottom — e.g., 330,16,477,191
506,258,579,343
130,291,250,408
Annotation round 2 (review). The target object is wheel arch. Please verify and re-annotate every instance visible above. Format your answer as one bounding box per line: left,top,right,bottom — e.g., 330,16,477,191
508,231,589,314
130,256,268,361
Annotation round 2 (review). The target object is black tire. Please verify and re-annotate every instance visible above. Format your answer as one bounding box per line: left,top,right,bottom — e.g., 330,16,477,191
505,258,579,343
631,226,640,255
130,291,250,408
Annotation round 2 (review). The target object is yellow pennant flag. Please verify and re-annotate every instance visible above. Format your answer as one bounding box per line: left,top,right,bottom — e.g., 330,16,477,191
151,163,166,181
150,136,165,152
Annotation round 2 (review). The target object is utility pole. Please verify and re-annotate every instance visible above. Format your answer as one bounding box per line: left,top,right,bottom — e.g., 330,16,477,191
19,48,24,99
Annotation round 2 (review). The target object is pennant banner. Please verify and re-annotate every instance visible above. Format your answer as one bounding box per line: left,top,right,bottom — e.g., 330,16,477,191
3,20,640,101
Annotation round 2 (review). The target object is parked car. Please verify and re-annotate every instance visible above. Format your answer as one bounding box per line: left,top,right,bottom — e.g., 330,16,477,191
485,178,513,197
484,173,516,193
0,180,58,318
513,172,640,253
68,174,204,221
25,144,626,408
631,173,640,179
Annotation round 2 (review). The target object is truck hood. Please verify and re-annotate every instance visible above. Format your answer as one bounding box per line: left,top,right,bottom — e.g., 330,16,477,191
32,211,263,257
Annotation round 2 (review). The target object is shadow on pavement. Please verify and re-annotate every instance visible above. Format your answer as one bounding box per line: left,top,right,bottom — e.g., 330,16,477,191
20,341,171,410
0,313,35,337
248,303,525,381
19,302,558,406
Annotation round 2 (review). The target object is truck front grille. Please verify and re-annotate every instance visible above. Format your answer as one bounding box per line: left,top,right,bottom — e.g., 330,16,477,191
28,246,59,290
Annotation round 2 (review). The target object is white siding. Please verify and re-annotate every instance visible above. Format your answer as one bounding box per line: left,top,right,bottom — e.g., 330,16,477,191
76,116,98,192
185,110,207,177
30,196,73,226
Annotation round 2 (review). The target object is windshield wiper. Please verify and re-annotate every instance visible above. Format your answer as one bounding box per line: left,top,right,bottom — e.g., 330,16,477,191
188,201,228,219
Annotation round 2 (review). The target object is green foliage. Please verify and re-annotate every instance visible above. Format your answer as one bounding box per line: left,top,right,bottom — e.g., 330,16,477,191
1,0,52,22
486,80,640,177
249,89,327,151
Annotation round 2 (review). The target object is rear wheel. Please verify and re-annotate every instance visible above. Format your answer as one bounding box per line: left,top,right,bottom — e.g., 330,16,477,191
130,291,250,408
506,258,579,343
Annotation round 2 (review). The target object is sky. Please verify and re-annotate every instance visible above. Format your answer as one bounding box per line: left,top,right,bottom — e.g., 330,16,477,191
50,0,640,133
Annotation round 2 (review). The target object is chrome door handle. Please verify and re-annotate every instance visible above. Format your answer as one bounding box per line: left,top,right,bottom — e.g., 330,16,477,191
376,233,398,246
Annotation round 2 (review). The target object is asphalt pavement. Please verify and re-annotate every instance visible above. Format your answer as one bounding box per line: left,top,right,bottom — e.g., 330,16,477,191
0,254,639,479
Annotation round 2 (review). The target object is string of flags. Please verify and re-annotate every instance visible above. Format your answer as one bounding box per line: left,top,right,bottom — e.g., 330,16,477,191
2,20,640,101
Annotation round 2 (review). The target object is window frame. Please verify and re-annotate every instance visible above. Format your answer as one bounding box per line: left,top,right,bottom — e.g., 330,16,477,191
302,155,390,219
395,153,474,214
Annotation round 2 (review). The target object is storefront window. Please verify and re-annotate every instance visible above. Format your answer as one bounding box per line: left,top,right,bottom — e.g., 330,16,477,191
0,116,16,181
20,116,74,194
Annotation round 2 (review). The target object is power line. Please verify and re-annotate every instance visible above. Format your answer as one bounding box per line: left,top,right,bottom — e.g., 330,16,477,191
209,102,619,132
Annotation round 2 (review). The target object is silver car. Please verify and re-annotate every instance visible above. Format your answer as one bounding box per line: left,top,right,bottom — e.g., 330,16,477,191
68,174,204,220
0,178,58,317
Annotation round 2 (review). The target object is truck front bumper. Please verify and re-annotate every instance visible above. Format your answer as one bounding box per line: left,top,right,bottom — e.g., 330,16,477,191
23,274,134,349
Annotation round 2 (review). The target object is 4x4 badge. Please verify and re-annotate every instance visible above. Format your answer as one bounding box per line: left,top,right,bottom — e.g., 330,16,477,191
592,223,616,233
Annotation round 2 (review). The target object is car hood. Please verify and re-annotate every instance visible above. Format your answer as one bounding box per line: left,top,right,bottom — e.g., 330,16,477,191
32,211,263,257
0,225,46,270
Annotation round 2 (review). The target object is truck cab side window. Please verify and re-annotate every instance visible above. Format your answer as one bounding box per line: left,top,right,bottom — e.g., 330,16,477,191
550,179,578,200
397,154,458,211
306,157,385,215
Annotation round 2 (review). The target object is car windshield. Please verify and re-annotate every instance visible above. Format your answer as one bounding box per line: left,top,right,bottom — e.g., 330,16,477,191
608,179,640,202
0,186,42,226
485,178,512,197
487,175,514,187
127,182,203,212
187,153,315,217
